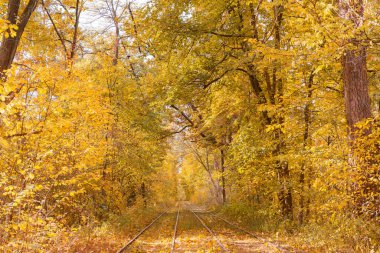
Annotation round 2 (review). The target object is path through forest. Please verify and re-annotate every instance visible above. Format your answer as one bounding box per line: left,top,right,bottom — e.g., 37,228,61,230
116,203,294,253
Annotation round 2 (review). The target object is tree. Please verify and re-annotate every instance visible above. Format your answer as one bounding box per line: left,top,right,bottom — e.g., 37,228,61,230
0,0,39,75
338,0,372,138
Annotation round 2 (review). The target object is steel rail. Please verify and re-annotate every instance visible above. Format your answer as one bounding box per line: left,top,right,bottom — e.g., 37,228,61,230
116,211,166,253
191,210,230,253
170,207,180,253
212,214,290,253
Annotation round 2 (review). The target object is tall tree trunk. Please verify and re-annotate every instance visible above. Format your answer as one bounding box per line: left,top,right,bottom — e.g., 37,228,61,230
220,149,226,204
141,182,147,207
276,159,292,218
0,0,21,75
273,4,293,219
244,3,293,218
69,0,80,61
299,72,314,224
338,0,379,217
338,0,372,138
342,46,372,138
0,0,39,76
113,23,120,66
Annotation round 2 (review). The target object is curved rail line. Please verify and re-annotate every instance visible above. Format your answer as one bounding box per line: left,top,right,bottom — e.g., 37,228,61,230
170,207,180,253
212,214,290,253
116,211,166,253
191,210,230,253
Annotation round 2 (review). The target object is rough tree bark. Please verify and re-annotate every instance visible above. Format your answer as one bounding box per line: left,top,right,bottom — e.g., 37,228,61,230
342,46,372,137
338,0,379,218
338,0,372,138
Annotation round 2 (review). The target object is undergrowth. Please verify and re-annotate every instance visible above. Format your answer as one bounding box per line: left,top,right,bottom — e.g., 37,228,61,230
48,202,162,253
219,203,379,252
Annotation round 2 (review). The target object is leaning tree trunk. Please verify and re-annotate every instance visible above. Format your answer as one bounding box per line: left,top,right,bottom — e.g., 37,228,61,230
0,0,39,76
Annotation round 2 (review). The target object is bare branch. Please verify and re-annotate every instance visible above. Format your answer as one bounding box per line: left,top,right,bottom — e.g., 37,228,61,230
42,0,69,57
5,130,43,139
170,105,194,126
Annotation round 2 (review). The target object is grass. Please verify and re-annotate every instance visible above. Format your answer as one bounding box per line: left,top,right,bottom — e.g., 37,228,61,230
218,202,380,252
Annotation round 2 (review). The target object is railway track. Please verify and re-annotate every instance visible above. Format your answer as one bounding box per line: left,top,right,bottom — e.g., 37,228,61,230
170,207,180,253
190,210,230,252
116,206,291,253
211,213,291,253
116,211,167,253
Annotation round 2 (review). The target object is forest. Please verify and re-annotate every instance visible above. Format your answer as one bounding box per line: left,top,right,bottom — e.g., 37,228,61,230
0,0,379,252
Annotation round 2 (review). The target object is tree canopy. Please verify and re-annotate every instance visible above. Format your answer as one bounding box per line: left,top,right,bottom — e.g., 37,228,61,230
0,0,379,251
